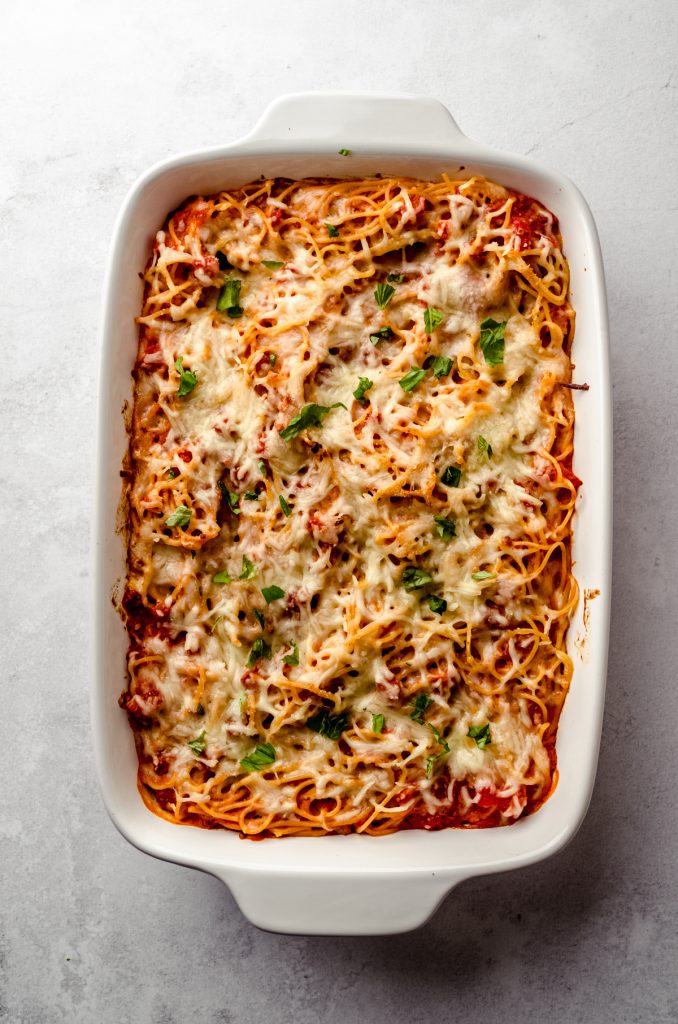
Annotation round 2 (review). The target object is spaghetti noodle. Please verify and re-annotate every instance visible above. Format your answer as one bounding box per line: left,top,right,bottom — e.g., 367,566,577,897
121,174,579,837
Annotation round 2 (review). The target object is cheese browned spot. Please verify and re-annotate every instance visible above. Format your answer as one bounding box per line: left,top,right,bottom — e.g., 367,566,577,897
122,175,579,838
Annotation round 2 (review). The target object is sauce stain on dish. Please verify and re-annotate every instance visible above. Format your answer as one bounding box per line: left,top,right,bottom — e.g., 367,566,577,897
575,587,600,661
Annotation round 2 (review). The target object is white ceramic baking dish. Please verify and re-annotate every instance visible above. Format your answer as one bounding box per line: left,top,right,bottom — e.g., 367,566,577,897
93,93,611,936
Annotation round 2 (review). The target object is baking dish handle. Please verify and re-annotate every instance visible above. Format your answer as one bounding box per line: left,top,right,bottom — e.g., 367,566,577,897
220,868,459,936
245,92,466,148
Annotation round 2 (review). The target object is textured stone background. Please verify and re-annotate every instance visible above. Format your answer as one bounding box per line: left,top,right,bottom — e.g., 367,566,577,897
2,1,677,1021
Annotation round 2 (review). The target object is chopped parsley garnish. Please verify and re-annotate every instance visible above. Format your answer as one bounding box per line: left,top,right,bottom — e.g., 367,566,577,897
175,356,197,397
369,326,393,345
387,273,405,283
423,306,444,333
282,642,299,666
468,723,492,749
187,731,206,755
253,608,265,629
244,491,259,501
279,402,345,441
167,467,178,478
479,318,506,367
212,569,232,584
440,465,461,487
258,460,267,475
218,481,240,514
399,367,427,392
279,494,292,517
425,725,450,777
472,571,497,581
374,282,395,309
325,223,339,237
216,278,244,317
430,724,449,752
262,259,285,270
166,505,191,528
433,515,456,541
269,353,277,367
307,709,349,740
239,555,258,581
427,354,453,378
262,585,285,604
402,565,433,591
353,377,373,404
372,713,385,734
478,435,493,458
247,635,272,666
338,148,351,156
409,692,432,724
427,594,447,614
240,741,277,773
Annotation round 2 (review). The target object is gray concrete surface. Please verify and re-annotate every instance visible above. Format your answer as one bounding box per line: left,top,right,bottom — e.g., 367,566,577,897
2,1,677,1021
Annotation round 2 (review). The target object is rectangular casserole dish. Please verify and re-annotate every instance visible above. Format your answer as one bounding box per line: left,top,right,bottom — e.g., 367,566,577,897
94,92,611,936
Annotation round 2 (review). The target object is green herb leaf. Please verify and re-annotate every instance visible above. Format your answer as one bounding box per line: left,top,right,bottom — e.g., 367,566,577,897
402,566,433,591
338,148,351,156
239,555,257,581
440,465,461,487
409,692,432,724
478,435,493,458
282,642,299,666
424,307,444,333
427,594,447,614
218,481,241,514
166,505,191,528
187,731,206,755
399,367,427,392
247,635,272,666
472,571,497,581
240,741,277,773
167,467,178,478
216,251,232,271
216,278,244,317
258,460,267,475
325,223,339,237
279,494,292,517
262,585,285,604
374,283,395,309
244,491,259,501
430,724,449,753
433,515,456,541
387,273,405,283
372,713,385,734
212,569,232,584
428,355,453,378
370,326,394,345
279,402,345,442
175,357,198,397
262,260,285,270
468,723,492,749
353,377,373,405
424,724,449,777
307,709,349,740
253,609,265,630
479,318,506,367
